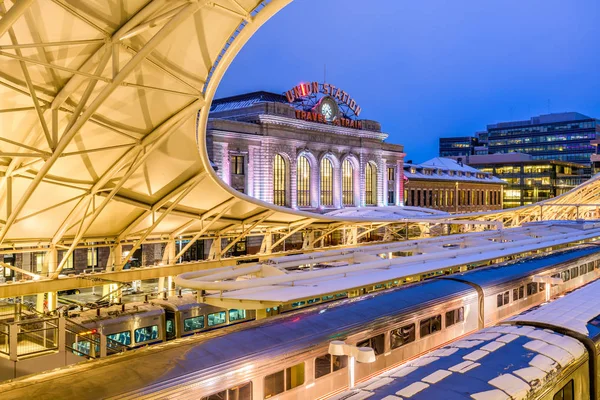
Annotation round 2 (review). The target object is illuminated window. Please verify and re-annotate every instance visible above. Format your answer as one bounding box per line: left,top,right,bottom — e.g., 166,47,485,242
297,156,311,207
35,253,44,273
87,248,97,268
183,316,204,332
63,252,74,269
365,163,377,205
231,155,244,175
273,154,287,206
208,311,226,326
342,159,354,206
320,158,333,206
134,325,159,343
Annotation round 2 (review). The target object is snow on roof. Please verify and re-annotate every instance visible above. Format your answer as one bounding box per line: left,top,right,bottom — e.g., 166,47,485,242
420,157,481,173
326,206,447,219
509,279,600,337
404,157,505,184
333,324,586,399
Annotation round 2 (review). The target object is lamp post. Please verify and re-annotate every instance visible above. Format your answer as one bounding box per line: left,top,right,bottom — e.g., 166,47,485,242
328,340,376,389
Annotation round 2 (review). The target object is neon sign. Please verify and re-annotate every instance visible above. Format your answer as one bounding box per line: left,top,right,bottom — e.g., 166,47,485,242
285,82,362,117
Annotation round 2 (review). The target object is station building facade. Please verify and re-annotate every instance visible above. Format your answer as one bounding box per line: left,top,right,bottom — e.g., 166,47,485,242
403,158,505,213
207,88,406,211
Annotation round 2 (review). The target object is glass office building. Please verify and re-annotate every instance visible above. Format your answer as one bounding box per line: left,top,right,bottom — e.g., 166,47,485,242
465,154,587,208
486,112,599,165
439,136,479,157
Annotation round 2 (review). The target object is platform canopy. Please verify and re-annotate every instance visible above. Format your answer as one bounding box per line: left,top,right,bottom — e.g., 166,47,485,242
1,0,600,279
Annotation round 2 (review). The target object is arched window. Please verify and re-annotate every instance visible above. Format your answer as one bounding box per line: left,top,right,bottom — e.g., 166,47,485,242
320,158,333,206
365,163,377,205
297,156,311,207
342,159,354,206
273,154,287,206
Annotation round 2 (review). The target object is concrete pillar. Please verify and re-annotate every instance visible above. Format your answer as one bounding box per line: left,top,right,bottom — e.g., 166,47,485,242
9,323,17,361
58,317,65,356
102,283,120,304
208,237,222,260
158,276,165,294
167,276,175,296
260,231,272,254
303,231,314,250
106,244,122,271
162,240,176,265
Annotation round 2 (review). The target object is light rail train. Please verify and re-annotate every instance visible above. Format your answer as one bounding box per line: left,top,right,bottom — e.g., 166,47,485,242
2,245,600,399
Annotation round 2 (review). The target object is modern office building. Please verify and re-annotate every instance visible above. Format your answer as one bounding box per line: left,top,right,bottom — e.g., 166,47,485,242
207,86,406,211
463,153,587,208
486,112,599,165
403,157,505,213
441,113,599,166
439,136,479,157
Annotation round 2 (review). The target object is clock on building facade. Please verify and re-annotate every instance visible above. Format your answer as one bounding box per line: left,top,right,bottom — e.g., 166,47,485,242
317,96,339,122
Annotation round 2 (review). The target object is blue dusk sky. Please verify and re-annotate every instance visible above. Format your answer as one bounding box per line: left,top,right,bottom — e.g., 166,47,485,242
216,0,600,162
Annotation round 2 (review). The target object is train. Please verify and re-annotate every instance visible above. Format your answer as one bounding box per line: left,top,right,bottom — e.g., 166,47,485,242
66,243,599,354
2,244,600,400
340,277,600,400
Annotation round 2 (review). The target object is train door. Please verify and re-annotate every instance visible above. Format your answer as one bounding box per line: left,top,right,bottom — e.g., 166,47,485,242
165,310,176,340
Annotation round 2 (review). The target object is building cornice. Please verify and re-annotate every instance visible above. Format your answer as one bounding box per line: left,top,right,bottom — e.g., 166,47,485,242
256,114,390,141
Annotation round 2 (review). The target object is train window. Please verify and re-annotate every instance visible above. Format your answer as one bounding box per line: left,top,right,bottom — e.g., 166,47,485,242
291,301,306,308
322,295,334,301
313,353,347,379
307,298,320,304
228,382,252,400
333,354,347,371
184,316,204,332
229,309,246,322
166,319,175,338
551,273,560,287
571,267,579,279
512,288,518,302
315,354,332,379
107,331,131,346
391,323,415,349
202,390,225,400
553,379,574,400
285,363,305,391
527,283,538,296
497,291,510,307
539,282,545,291
445,308,464,327
420,315,442,338
357,334,385,356
580,265,586,276
134,325,159,343
562,270,570,282
519,286,524,299
264,370,284,399
208,311,226,327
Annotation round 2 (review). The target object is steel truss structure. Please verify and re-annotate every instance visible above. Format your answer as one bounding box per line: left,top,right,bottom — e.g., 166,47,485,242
0,0,599,289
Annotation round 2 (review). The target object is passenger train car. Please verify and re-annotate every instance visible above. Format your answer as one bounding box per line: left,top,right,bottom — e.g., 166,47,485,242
336,278,600,400
2,245,600,400
68,295,255,349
